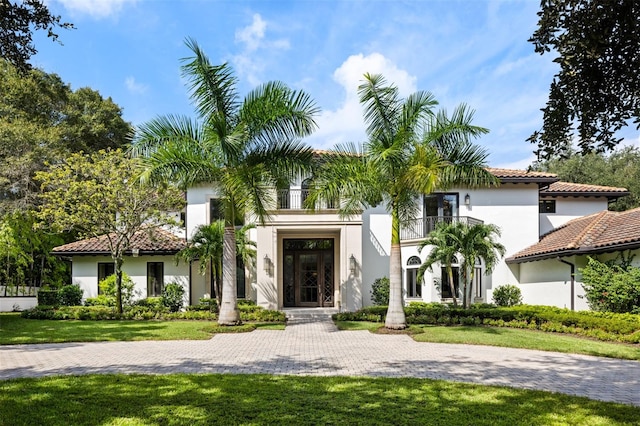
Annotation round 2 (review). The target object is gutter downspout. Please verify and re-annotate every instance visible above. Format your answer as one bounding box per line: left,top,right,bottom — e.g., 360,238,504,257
557,257,575,311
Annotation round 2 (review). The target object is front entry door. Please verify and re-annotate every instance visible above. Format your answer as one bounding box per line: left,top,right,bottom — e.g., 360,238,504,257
283,239,334,307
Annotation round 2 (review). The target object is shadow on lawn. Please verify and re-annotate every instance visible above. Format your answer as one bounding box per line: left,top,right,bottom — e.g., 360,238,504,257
1,373,639,425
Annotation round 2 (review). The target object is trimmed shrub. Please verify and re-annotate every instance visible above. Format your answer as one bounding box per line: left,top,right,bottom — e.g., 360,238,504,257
58,284,83,306
37,288,60,306
492,284,523,307
370,277,390,306
85,295,115,307
162,283,185,313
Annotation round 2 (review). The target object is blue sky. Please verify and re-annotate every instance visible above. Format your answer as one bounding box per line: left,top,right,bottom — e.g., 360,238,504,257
33,0,566,168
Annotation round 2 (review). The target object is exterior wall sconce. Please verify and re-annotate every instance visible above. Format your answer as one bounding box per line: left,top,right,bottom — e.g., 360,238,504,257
263,254,272,275
464,193,471,206
349,254,356,274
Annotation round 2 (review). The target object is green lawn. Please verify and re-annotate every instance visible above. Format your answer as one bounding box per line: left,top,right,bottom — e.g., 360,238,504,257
336,321,640,361
0,313,283,345
1,374,637,425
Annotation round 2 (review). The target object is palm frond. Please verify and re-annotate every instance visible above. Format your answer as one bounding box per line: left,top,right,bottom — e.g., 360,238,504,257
182,38,240,122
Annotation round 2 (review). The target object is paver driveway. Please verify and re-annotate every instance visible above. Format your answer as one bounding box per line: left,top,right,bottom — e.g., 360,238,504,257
1,312,638,406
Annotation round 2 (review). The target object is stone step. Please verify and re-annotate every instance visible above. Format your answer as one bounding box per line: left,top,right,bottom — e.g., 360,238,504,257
282,307,338,323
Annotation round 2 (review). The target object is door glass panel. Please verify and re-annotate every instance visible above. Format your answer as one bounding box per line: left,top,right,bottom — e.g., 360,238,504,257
323,251,333,304
283,254,295,307
299,254,318,303
442,194,458,217
424,195,438,216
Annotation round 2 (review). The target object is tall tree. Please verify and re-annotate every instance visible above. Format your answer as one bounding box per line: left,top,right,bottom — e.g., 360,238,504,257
132,38,318,325
0,60,131,212
176,221,256,308
35,149,185,313
0,0,74,73
529,0,640,159
533,146,640,211
307,74,497,329
457,223,505,308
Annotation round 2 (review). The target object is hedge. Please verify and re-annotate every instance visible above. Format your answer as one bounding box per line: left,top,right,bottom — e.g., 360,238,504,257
21,303,286,323
333,303,640,344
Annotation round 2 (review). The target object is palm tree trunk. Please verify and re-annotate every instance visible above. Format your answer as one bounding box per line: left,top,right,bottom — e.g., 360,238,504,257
447,264,458,307
385,208,406,329
218,225,240,325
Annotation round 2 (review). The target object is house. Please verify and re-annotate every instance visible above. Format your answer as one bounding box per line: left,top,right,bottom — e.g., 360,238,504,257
44,168,633,312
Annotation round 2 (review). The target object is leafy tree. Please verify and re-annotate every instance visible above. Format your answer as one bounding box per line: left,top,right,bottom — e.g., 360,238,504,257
0,0,74,73
35,149,185,314
581,255,640,313
0,210,66,294
370,276,390,306
457,223,505,308
308,74,497,328
0,60,131,212
533,146,640,211
417,223,464,307
529,0,640,159
176,221,256,308
132,38,318,325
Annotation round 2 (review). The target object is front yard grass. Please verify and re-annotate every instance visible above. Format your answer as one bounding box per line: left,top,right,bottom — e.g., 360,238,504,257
336,321,640,361
1,374,638,425
0,313,283,345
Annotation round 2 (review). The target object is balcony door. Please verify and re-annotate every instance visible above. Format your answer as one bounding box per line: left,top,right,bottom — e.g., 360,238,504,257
283,238,334,307
424,193,459,233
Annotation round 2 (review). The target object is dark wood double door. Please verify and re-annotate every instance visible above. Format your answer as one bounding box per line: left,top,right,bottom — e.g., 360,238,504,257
283,238,334,307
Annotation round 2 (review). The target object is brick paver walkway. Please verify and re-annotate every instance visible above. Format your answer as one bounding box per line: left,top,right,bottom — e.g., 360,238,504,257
1,311,638,406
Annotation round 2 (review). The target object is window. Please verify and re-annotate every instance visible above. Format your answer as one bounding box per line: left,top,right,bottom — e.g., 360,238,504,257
277,185,290,209
474,258,483,299
236,256,246,299
301,178,312,206
424,193,459,217
147,262,164,297
406,256,422,298
440,256,460,299
97,262,115,294
209,199,224,223
539,200,556,213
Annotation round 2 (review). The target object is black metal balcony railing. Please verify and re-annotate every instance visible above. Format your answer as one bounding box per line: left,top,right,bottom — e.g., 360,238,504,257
277,189,337,210
400,216,484,240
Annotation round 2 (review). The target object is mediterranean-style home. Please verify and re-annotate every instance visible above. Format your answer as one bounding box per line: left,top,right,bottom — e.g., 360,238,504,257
37,168,639,313
40,169,640,310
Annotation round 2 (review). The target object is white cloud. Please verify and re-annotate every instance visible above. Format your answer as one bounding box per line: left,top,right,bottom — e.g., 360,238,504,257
55,0,136,19
232,14,290,86
308,53,417,150
235,14,266,52
125,76,147,94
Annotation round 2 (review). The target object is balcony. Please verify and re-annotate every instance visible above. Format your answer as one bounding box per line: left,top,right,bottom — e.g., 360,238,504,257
401,216,484,240
277,189,337,210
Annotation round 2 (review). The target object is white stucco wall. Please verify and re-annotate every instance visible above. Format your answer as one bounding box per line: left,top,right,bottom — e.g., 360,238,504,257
540,197,609,235
71,255,190,303
0,297,37,311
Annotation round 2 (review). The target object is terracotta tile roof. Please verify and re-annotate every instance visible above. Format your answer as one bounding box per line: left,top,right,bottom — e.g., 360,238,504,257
507,208,640,263
486,168,559,183
541,181,629,198
52,228,186,256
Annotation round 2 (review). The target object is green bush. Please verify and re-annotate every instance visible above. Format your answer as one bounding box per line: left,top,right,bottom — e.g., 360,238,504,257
134,297,166,312
85,295,115,307
370,277,390,306
37,288,60,306
492,284,523,307
187,297,218,313
98,273,136,306
161,283,185,313
58,284,83,306
581,257,640,313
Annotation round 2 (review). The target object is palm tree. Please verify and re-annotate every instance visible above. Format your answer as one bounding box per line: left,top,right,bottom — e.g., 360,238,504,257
417,222,465,307
176,221,256,308
307,74,497,329
132,38,318,325
458,223,505,308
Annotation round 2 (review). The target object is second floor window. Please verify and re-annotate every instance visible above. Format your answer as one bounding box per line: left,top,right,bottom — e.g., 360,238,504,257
539,200,556,213
424,193,459,217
